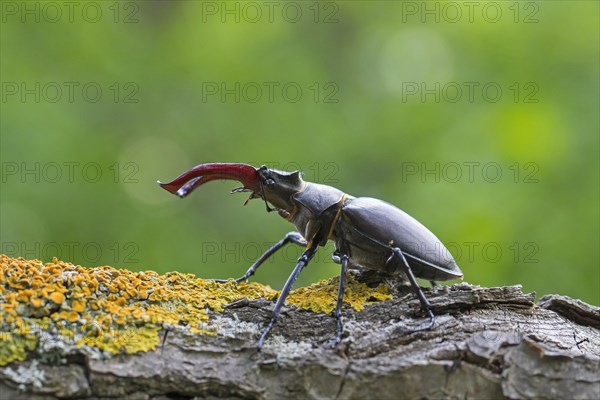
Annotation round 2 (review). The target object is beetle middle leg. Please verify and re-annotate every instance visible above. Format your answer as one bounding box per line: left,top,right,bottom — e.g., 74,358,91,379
329,253,349,346
389,248,435,332
213,231,307,283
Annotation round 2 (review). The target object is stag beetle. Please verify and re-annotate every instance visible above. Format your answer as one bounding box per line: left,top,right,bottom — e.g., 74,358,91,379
158,163,462,349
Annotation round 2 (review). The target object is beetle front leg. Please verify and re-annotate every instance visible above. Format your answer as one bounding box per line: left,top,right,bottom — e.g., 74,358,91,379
213,231,307,283
257,243,319,350
390,248,435,332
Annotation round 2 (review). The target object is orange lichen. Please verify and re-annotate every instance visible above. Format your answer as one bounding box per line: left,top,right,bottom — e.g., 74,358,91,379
72,299,86,312
0,254,278,364
67,311,79,323
49,291,65,304
30,297,44,308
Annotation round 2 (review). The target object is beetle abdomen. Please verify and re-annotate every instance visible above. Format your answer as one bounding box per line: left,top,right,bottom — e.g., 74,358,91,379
338,197,462,281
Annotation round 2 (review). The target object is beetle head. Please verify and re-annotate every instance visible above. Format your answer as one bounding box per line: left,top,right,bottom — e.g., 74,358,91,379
257,165,305,212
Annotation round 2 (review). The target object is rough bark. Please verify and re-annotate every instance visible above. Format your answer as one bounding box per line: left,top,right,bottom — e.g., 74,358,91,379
1,283,599,400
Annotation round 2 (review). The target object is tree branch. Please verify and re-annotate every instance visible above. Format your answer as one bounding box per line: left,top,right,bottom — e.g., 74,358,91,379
1,279,599,400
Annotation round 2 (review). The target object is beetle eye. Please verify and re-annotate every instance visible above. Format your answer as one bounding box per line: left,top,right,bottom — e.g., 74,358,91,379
265,179,275,189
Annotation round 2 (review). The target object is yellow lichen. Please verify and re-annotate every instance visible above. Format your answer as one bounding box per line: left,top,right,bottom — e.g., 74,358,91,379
78,325,161,353
0,254,392,366
287,274,392,314
0,333,36,365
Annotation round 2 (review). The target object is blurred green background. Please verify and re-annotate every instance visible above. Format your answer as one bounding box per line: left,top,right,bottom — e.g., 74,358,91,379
1,1,598,305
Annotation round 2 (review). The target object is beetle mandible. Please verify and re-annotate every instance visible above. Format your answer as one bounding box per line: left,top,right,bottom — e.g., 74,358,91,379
158,163,462,349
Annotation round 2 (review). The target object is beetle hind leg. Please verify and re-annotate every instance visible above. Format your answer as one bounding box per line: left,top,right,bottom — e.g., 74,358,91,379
390,248,435,333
